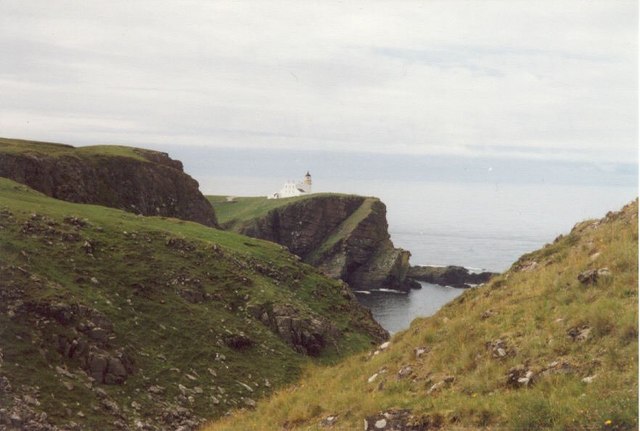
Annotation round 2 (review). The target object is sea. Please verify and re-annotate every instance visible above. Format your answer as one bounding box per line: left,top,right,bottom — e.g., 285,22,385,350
350,181,638,333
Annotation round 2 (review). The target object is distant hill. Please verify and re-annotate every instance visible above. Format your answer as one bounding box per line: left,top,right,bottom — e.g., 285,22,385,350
0,178,387,430
207,200,638,431
209,194,417,292
0,137,218,227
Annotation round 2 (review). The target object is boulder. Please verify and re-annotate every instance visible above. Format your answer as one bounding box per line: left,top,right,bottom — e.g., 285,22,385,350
577,268,611,285
364,409,442,431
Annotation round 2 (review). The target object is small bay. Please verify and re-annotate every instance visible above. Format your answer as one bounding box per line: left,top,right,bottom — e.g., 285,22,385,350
355,282,464,334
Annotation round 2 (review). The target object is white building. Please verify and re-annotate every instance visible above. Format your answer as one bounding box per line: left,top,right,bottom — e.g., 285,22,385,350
268,172,312,199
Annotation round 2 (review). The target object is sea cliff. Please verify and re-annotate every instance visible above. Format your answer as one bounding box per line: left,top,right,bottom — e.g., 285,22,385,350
209,194,418,292
0,137,218,227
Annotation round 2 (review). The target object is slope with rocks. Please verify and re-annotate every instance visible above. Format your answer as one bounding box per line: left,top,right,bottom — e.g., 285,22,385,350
0,178,387,431
207,200,638,431
0,137,218,227
209,194,417,292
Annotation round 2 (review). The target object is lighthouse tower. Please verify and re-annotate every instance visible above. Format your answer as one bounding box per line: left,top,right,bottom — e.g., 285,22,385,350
303,171,312,193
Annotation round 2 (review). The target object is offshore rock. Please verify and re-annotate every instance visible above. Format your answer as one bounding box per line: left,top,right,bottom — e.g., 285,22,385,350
407,265,497,288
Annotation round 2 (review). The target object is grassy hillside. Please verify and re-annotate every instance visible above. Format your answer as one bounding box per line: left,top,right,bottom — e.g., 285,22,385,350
208,194,350,228
0,137,146,161
207,200,638,431
0,178,385,430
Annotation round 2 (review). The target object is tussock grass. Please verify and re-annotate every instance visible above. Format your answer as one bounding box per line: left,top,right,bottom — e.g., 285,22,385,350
206,200,638,431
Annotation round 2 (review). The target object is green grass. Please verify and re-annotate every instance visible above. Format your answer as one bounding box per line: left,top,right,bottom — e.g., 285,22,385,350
0,136,147,161
207,193,351,227
0,178,384,429
206,200,638,431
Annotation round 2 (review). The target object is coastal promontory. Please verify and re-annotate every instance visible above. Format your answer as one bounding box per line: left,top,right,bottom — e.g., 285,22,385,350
209,194,418,292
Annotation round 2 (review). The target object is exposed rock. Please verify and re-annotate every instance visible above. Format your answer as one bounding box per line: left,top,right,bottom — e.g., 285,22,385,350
515,260,538,272
567,326,592,342
539,360,575,378
486,339,514,359
221,195,414,291
88,352,131,384
364,409,442,430
407,265,497,288
249,303,341,356
426,376,454,395
0,142,218,227
480,309,496,319
577,268,611,285
242,397,256,408
320,415,339,427
506,366,535,388
397,365,413,379
414,346,428,358
223,333,254,350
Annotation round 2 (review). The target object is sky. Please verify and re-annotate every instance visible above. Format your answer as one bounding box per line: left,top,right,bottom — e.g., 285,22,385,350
0,1,638,195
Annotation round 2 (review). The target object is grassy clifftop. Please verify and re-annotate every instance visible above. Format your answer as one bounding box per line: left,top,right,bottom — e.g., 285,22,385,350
0,178,386,430
0,137,218,227
207,200,638,431
208,194,352,229
0,137,146,161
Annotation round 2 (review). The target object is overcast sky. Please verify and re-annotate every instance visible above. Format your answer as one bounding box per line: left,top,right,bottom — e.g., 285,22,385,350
1,1,637,167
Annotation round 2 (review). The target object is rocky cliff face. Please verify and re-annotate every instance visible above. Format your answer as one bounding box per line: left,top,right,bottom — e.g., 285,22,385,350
0,138,218,227
221,195,417,291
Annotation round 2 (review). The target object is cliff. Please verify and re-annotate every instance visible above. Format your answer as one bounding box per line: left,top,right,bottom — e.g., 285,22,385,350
0,178,387,430
207,200,638,431
0,137,218,227
209,194,418,292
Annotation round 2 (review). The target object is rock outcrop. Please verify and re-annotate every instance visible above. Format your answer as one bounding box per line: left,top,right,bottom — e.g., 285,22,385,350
0,138,218,227
219,195,417,291
407,265,497,288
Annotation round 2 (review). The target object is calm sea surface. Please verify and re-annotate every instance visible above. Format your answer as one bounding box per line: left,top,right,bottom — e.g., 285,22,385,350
355,283,464,334
351,181,637,333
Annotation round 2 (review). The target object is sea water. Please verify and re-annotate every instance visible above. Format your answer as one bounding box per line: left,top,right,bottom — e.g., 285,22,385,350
351,181,637,333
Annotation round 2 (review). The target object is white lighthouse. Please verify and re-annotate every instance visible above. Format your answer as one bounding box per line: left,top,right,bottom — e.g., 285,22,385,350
268,172,313,199
303,171,312,193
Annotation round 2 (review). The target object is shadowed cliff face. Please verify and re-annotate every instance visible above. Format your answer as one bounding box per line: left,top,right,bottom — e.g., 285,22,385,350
218,195,416,291
0,139,218,227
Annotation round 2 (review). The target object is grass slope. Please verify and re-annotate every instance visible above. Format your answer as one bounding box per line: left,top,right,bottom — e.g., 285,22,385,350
0,137,147,161
207,200,638,431
0,179,382,429
208,194,350,228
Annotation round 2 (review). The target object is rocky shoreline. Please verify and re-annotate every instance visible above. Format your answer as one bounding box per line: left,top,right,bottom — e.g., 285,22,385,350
407,265,497,288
